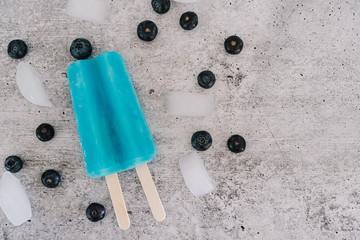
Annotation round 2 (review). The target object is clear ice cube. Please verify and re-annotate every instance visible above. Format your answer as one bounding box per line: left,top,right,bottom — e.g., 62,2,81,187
167,91,215,116
173,0,200,2
65,0,110,24
16,62,52,107
179,152,214,197
0,172,32,226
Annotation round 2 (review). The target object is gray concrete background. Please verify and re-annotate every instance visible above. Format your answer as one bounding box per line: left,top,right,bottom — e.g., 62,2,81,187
1,0,360,239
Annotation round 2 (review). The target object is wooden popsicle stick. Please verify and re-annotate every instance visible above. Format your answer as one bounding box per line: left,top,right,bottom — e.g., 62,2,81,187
136,164,166,222
105,173,131,230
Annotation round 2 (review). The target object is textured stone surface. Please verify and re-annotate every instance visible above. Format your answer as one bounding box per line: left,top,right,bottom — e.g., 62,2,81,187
1,0,360,239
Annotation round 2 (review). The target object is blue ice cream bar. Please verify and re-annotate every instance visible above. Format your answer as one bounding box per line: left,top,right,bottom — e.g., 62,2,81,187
67,51,157,178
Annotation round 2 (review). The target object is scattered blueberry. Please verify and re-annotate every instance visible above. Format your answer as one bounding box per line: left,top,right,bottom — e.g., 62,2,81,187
227,135,246,153
191,131,212,151
7,40,28,59
224,35,243,54
86,203,106,222
4,156,23,173
70,38,92,60
41,170,61,188
198,71,216,89
180,12,198,30
151,0,170,14
36,123,55,142
137,21,158,42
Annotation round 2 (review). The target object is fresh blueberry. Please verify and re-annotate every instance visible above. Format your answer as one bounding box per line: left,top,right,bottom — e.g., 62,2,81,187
8,40,28,59
86,203,106,222
70,38,92,60
191,131,212,151
198,71,216,89
4,156,23,173
224,35,243,54
227,135,246,153
137,20,158,42
41,170,61,188
151,0,170,14
180,12,198,30
36,123,55,142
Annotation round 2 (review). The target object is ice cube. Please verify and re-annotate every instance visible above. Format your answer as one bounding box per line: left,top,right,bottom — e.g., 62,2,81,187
167,91,215,116
16,62,52,107
179,152,214,197
173,0,200,2
65,0,110,24
0,172,32,226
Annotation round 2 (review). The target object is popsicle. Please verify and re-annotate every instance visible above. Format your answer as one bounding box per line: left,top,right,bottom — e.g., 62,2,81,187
67,51,165,230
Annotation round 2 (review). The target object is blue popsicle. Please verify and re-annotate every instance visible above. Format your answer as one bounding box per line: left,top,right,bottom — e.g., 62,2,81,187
67,51,157,178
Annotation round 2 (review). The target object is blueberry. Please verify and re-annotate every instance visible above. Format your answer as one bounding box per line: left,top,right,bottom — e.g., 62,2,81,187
227,135,246,153
41,170,61,188
137,21,158,42
180,12,198,30
36,123,55,142
151,0,170,14
8,40,28,59
4,156,23,173
191,131,212,151
86,203,106,222
198,71,216,89
224,35,243,55
70,38,92,60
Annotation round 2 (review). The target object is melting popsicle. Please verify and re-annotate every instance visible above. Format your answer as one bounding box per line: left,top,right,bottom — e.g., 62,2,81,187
67,51,165,230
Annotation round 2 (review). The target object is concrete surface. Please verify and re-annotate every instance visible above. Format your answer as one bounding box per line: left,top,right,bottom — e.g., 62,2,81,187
1,0,360,239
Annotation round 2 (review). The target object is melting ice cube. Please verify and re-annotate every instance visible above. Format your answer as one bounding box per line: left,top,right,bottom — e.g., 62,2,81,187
179,152,214,197
0,172,32,226
173,0,200,2
65,0,110,24
16,62,52,107
167,91,215,116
